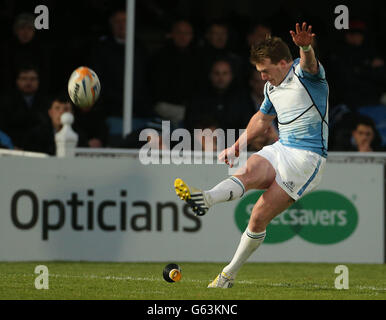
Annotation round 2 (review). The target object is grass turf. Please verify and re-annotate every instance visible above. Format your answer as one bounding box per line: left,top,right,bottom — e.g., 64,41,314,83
0,262,385,300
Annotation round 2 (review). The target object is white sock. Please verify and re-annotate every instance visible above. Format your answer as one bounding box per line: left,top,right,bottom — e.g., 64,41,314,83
222,228,266,279
204,176,245,207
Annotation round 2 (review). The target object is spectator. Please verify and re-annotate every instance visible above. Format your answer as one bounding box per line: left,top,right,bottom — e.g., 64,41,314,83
197,20,243,88
246,23,272,48
247,68,267,110
1,13,51,93
331,115,384,152
132,39,155,130
245,67,279,151
329,19,386,109
89,8,126,139
24,95,87,155
0,66,48,149
89,8,153,146
185,59,255,132
151,19,200,129
192,117,221,152
239,23,272,86
73,103,109,148
121,119,165,150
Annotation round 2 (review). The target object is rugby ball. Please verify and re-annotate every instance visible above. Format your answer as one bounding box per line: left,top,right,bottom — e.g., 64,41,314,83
68,66,100,108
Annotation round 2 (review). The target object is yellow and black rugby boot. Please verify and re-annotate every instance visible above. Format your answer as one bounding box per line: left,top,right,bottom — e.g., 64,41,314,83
174,178,209,216
207,272,234,288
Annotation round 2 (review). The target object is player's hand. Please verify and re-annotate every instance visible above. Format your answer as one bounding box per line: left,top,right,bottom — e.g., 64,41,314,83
218,146,239,168
290,22,315,47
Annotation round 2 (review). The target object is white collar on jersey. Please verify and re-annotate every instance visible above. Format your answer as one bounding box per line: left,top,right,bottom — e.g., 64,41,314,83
268,60,296,88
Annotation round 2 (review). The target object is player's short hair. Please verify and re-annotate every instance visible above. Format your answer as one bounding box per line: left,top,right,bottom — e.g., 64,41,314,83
250,36,292,65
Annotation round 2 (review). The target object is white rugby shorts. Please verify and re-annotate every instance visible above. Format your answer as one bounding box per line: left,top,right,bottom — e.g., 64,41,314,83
255,141,326,200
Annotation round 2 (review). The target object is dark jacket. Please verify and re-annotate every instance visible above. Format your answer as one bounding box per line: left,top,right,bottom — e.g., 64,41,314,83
89,36,154,118
151,42,201,106
185,86,255,131
24,113,88,155
0,90,49,148
73,105,109,146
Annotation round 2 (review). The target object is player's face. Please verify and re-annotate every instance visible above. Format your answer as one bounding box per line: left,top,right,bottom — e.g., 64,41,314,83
255,58,288,86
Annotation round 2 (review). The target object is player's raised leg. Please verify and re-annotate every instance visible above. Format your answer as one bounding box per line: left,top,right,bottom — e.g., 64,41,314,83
174,178,210,216
174,175,246,216
232,155,276,191
174,155,276,216
208,179,294,288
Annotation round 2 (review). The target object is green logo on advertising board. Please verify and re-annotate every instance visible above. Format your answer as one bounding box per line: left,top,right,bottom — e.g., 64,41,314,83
234,190,359,245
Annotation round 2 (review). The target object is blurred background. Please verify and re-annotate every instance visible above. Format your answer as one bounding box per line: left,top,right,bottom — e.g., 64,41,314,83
0,0,386,153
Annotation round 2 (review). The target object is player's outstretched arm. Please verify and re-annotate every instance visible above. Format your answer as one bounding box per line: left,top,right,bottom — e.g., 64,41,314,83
290,22,318,75
219,111,274,167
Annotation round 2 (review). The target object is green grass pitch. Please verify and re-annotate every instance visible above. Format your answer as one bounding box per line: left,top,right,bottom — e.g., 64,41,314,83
0,262,385,300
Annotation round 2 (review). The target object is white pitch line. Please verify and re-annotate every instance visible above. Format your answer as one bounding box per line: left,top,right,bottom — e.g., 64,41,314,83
356,285,386,292
22,273,206,283
19,274,386,292
267,282,386,292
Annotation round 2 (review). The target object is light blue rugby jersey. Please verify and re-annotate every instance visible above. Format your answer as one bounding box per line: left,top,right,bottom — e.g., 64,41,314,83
260,58,329,157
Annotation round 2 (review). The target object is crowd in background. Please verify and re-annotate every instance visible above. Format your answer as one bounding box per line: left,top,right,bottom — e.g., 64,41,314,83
0,0,385,155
